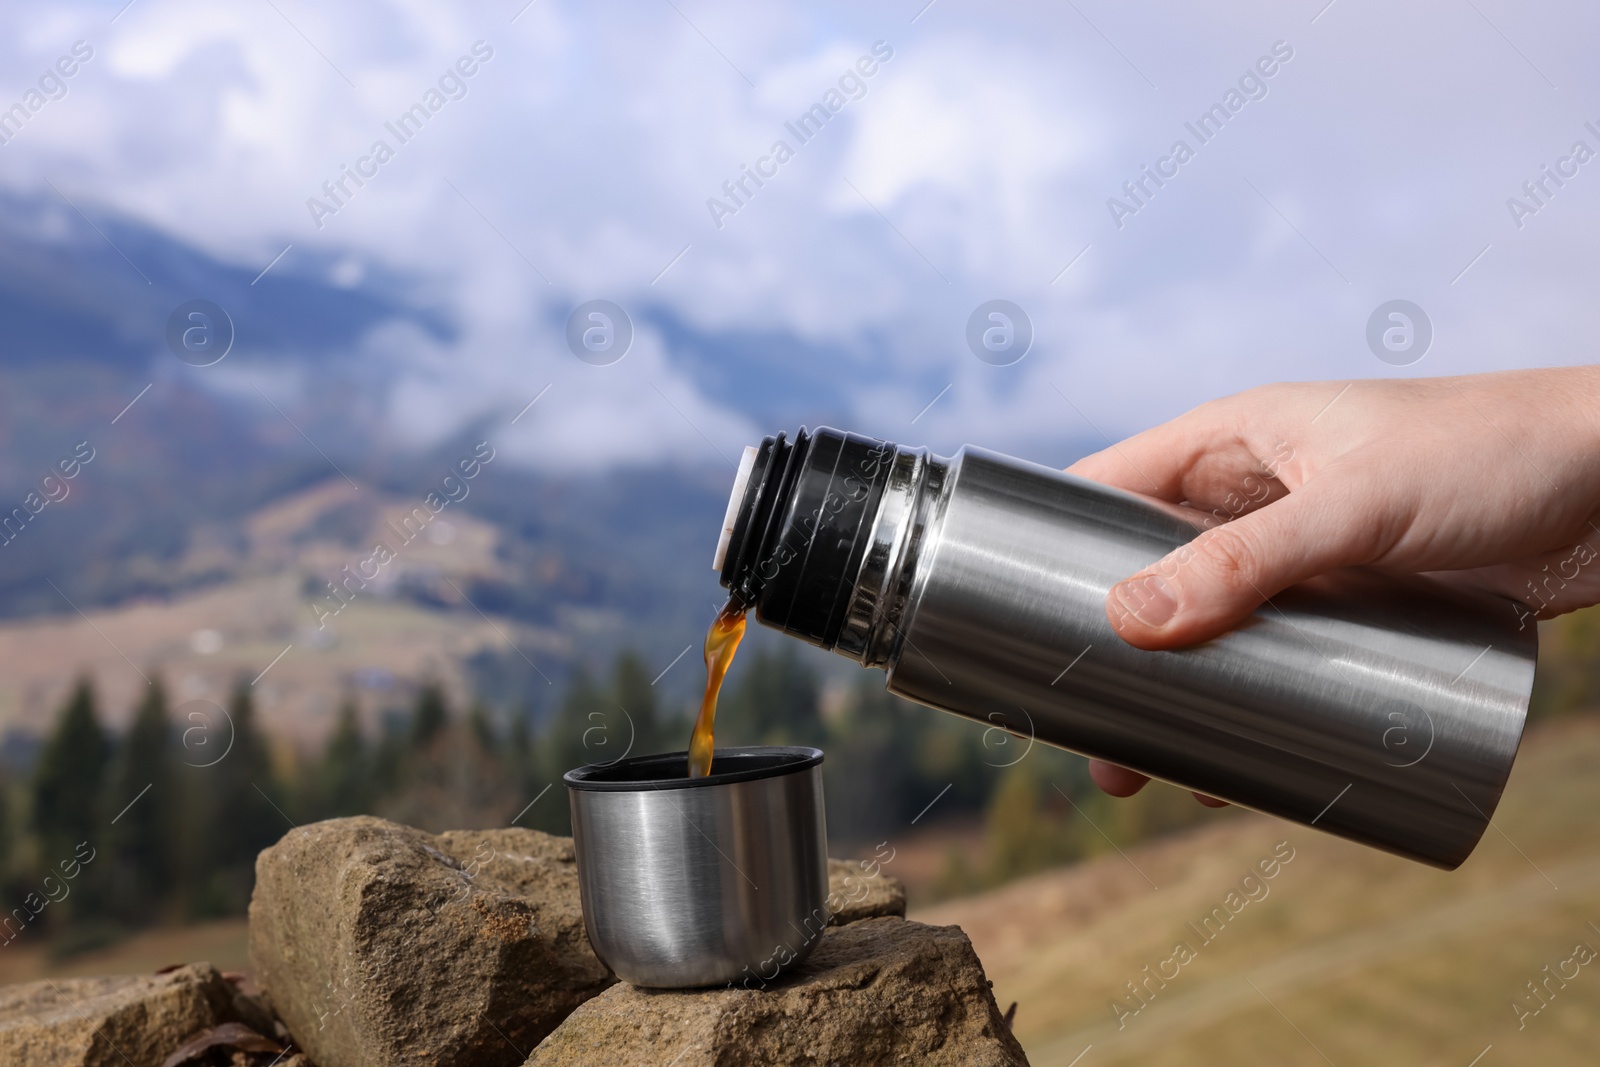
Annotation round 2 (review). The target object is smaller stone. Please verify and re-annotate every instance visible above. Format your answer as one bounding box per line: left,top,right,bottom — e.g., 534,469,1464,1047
0,963,249,1067
826,858,907,925
524,918,1029,1067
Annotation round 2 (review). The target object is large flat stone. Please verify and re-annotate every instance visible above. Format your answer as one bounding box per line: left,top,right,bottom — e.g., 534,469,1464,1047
524,917,1029,1066
0,963,263,1067
248,816,613,1067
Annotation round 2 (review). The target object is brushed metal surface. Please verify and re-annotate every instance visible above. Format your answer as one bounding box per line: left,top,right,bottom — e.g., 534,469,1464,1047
844,445,1536,869
566,748,830,988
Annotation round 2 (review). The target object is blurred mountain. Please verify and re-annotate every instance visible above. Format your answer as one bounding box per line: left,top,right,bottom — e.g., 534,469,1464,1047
0,193,739,741
0,188,454,371
0,187,441,610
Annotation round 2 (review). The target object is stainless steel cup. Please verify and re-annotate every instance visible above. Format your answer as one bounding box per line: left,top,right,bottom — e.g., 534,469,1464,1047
564,745,830,989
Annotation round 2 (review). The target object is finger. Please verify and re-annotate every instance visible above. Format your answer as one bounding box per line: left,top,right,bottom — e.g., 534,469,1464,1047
1106,473,1382,650
1089,759,1150,797
1066,402,1240,501
1066,401,1294,513
1192,792,1229,808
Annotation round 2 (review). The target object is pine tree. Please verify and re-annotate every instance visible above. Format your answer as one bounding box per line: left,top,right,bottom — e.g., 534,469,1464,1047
373,688,521,832
550,669,612,774
187,681,282,917
467,702,496,753
316,699,370,818
537,669,610,834
0,770,11,898
31,678,110,927
410,683,449,748
369,711,407,802
611,650,662,758
724,644,823,746
821,677,917,842
982,760,1081,886
505,705,555,828
106,678,176,926
507,706,535,792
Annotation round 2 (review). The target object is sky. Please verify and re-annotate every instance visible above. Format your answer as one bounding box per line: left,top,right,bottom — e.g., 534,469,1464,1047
3,0,1598,473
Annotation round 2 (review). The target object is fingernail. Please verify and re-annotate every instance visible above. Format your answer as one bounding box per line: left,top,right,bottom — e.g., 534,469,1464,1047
1112,574,1178,627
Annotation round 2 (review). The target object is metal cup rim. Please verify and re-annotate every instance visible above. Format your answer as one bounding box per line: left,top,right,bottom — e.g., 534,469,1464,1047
563,745,823,793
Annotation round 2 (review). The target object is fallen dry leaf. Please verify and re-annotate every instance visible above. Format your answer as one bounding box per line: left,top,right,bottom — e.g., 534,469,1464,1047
161,1022,282,1067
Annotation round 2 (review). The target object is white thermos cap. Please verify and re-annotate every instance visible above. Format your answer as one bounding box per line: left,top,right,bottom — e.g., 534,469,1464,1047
713,445,760,571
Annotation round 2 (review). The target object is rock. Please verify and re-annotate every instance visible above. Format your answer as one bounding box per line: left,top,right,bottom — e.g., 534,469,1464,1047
524,917,1029,1067
248,816,613,1067
826,858,907,925
0,963,261,1067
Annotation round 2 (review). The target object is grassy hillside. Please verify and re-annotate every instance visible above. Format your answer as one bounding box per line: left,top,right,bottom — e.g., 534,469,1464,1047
0,485,554,741
918,713,1600,1066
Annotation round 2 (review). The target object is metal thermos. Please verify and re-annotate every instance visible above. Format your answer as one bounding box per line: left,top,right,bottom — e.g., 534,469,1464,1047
712,427,1537,869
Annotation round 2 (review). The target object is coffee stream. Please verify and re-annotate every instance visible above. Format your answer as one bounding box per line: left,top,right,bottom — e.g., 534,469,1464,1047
688,599,748,777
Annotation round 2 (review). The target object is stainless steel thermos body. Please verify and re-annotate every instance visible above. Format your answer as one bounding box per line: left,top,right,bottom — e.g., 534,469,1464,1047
566,747,830,988
715,428,1537,869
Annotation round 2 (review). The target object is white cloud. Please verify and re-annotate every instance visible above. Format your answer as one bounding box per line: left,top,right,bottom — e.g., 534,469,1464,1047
3,0,1597,469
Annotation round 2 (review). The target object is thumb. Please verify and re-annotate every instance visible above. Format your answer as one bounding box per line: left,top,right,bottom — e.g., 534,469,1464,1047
1105,479,1373,650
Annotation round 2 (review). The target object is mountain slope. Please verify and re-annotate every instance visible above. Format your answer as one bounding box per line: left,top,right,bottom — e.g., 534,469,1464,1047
917,714,1600,1066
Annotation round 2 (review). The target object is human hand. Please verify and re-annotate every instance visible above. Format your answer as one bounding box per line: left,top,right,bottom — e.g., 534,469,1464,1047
1068,367,1600,800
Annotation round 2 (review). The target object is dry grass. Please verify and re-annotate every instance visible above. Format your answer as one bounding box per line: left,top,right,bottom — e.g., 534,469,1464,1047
0,483,566,743
916,714,1600,1066
0,918,248,987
